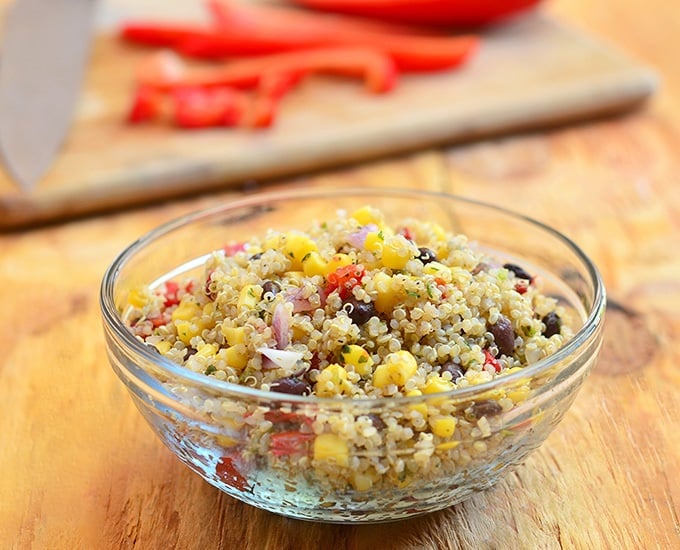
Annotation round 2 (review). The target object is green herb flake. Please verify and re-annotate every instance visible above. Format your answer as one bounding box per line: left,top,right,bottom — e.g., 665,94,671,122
342,344,351,354
426,283,434,299
205,365,217,375
358,355,368,364
377,230,385,241
301,252,312,263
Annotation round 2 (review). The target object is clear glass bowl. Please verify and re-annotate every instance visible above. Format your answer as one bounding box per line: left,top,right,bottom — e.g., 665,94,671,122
100,188,605,523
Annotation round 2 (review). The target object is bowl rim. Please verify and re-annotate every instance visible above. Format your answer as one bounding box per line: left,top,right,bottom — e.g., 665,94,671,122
100,186,606,405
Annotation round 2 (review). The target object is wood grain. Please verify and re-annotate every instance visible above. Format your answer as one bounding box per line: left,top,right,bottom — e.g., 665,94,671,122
0,1,657,229
1,0,679,548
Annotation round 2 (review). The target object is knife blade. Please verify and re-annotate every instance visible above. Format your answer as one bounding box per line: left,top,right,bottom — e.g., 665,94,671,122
0,0,96,190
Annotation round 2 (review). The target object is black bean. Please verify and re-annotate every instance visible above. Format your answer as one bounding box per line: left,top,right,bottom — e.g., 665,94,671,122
184,347,197,359
542,312,562,338
503,263,533,281
367,413,386,431
469,400,502,419
345,297,377,325
262,280,281,299
488,315,515,356
270,377,311,396
417,247,438,264
440,360,465,382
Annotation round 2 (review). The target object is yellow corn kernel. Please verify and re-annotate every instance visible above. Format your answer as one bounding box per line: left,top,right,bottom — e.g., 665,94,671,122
315,364,351,397
372,350,418,388
171,300,202,322
302,250,328,277
422,375,455,394
325,253,354,275
507,385,531,404
381,236,414,270
351,205,383,227
237,284,263,310
215,435,240,449
263,234,282,250
153,341,172,354
352,472,373,492
340,344,374,376
127,287,148,308
429,416,457,438
364,231,384,253
423,262,452,282
195,343,218,359
314,433,349,467
372,271,398,313
436,441,460,451
283,233,319,269
174,320,201,345
221,345,248,370
221,326,246,346
406,389,428,418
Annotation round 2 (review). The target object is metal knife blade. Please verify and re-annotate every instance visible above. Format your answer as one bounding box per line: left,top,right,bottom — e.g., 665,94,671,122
0,0,96,190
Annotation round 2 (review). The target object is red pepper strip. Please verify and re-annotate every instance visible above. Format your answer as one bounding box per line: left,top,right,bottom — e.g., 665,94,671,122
483,349,502,373
327,264,366,299
244,72,302,128
291,0,542,27
172,86,246,128
127,85,164,123
216,453,248,491
169,15,478,73
141,47,397,95
269,431,314,457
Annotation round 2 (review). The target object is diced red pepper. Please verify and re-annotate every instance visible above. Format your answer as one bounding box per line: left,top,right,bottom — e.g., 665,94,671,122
172,86,245,128
397,226,415,241
222,242,247,256
216,453,248,491
161,280,181,307
127,85,165,123
269,431,314,457
483,349,502,373
326,264,366,299
514,280,530,295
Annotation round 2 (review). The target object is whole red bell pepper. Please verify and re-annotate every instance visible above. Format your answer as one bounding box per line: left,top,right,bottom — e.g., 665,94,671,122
290,0,542,26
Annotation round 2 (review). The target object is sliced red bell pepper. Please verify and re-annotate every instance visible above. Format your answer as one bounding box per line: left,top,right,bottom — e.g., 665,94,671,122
326,264,366,299
172,86,246,128
483,349,502,373
140,47,397,95
216,453,249,491
269,431,314,457
290,0,542,27
127,84,165,123
158,3,479,73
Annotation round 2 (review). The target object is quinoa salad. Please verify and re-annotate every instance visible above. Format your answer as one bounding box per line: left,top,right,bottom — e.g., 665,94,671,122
124,205,573,493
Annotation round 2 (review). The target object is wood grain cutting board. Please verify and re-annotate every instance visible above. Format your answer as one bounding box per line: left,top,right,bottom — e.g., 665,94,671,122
0,4,657,229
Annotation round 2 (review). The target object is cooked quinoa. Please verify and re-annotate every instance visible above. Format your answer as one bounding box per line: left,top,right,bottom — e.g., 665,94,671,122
124,205,573,492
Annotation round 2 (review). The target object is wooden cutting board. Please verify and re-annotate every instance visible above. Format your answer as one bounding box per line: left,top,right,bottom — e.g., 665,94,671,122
0,5,657,229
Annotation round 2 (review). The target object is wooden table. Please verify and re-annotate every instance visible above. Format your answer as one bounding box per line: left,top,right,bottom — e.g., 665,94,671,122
1,0,678,548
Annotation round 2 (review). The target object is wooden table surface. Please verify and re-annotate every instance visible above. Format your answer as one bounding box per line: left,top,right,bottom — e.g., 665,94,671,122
1,0,678,548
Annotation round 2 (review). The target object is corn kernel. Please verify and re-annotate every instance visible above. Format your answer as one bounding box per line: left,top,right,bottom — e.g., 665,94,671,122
302,250,328,277
372,351,418,388
507,386,531,404
223,345,248,370
340,344,374,376
174,320,200,345
325,253,354,275
422,375,455,394
221,326,246,346
436,441,460,451
429,416,457,438
195,343,218,359
237,284,263,310
372,271,398,313
406,389,428,417
127,288,148,308
283,233,318,269
364,231,384,253
315,364,351,396
215,435,240,449
153,341,172,354
352,472,373,492
171,300,202,322
381,236,414,270
314,433,349,467
351,205,383,226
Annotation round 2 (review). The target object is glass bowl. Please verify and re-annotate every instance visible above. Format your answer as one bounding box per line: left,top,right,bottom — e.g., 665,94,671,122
100,187,605,523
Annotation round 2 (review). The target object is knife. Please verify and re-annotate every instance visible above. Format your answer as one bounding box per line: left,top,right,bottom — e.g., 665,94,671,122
0,0,96,190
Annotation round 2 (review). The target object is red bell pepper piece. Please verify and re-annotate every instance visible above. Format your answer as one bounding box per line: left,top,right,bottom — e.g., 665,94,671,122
326,264,366,299
216,453,249,491
140,47,397,95
483,349,502,373
156,2,479,73
269,431,314,457
172,86,246,128
127,84,164,123
290,0,542,27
